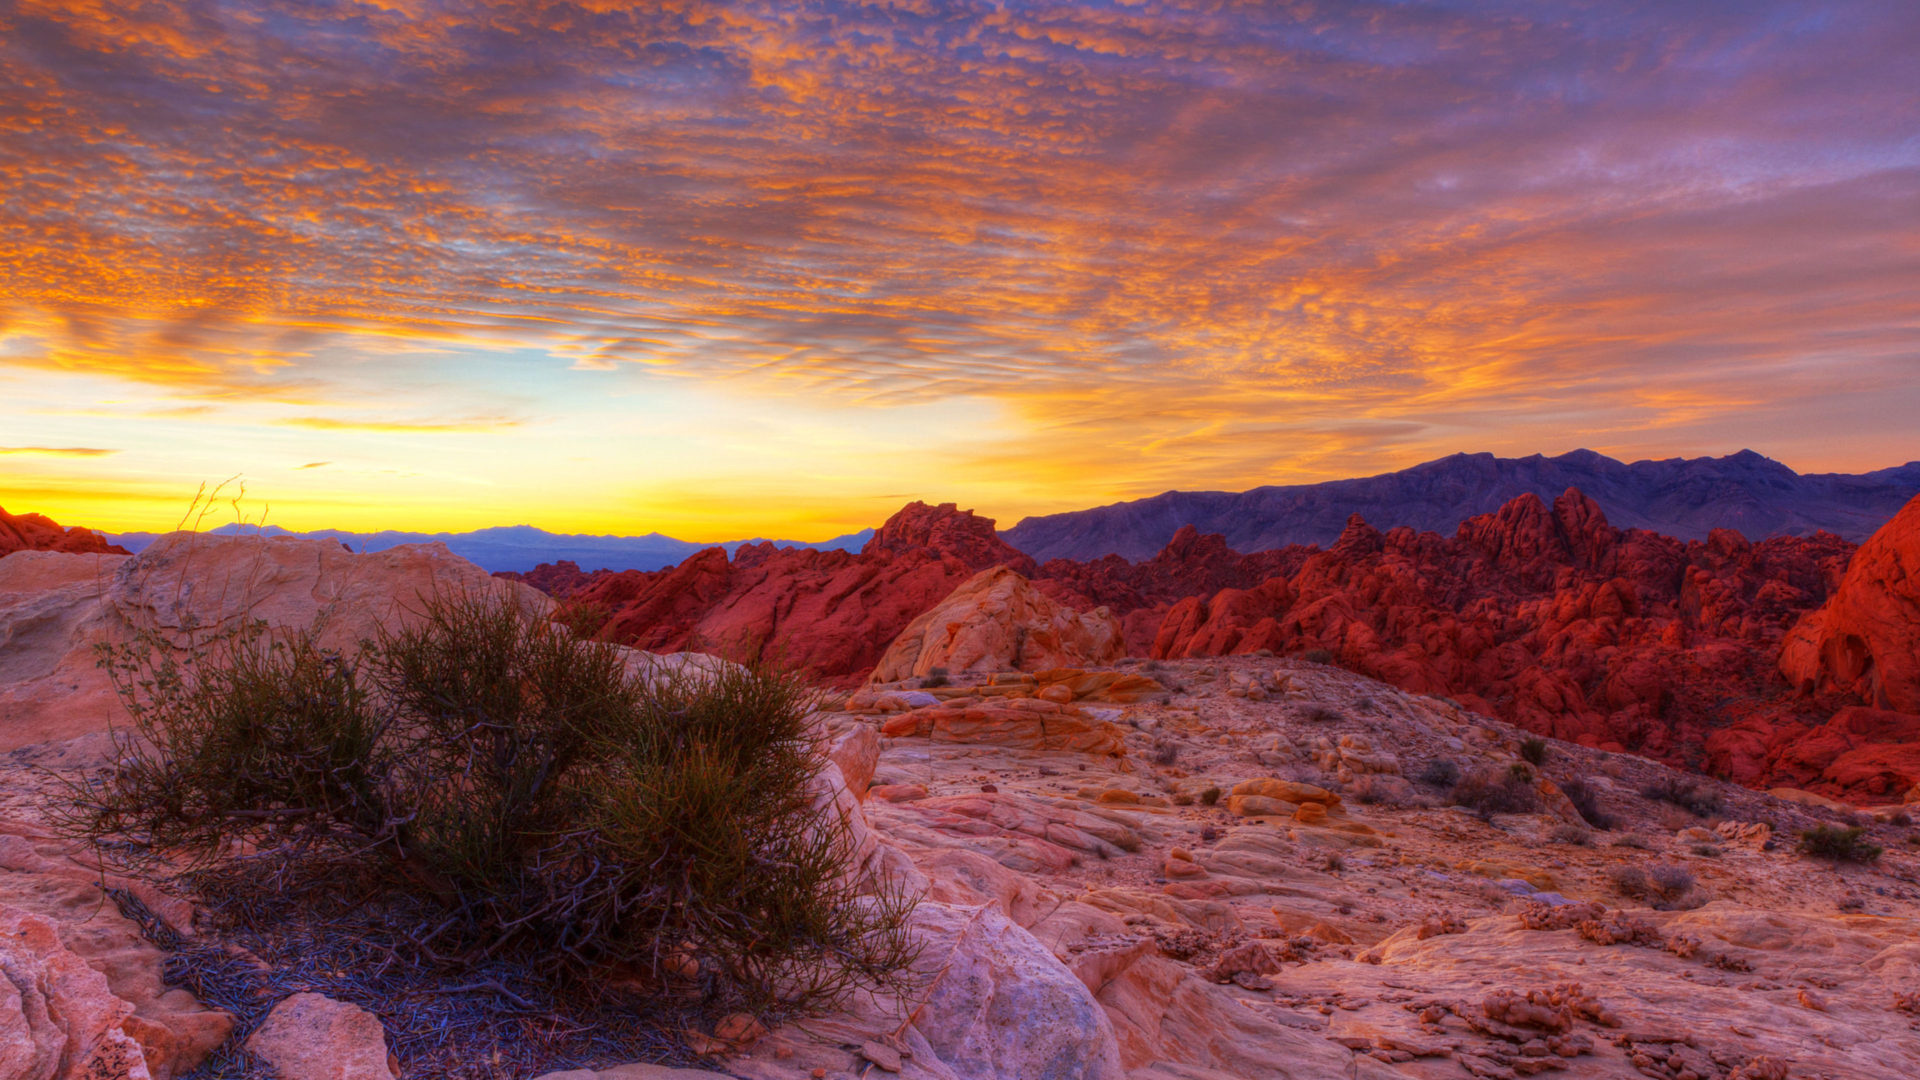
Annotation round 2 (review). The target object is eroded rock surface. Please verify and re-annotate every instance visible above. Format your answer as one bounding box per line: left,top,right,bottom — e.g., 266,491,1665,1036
871,566,1124,682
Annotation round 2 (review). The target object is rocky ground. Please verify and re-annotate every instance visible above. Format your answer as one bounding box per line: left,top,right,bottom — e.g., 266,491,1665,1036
2,534,1919,1079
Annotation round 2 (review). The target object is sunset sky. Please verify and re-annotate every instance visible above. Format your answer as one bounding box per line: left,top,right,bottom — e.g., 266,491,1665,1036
2,0,1916,539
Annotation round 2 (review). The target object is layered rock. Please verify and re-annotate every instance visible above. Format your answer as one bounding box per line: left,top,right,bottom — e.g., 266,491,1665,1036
870,566,1123,682
0,505,126,559
1779,493,1920,712
545,503,1033,683
1143,489,1862,788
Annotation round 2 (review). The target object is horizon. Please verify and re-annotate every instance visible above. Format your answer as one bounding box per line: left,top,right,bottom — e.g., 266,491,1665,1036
30,444,1917,544
4,1,1918,538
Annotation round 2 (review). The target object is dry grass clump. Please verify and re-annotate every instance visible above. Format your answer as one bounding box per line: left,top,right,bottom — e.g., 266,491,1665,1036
1639,776,1723,818
1448,767,1541,818
67,591,918,1031
1416,758,1462,789
1519,737,1549,767
1557,777,1615,830
1549,824,1593,846
1797,824,1883,864
1609,862,1707,910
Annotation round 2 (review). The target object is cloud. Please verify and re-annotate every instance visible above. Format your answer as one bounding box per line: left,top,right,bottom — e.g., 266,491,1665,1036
0,0,1914,509
0,446,120,457
295,461,331,469
279,415,523,433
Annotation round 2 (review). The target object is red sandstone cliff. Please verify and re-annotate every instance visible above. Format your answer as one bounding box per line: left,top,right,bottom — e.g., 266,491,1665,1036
553,502,1033,682
0,506,127,558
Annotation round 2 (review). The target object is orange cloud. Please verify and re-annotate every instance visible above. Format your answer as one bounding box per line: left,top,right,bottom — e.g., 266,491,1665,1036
0,0,1914,534
0,446,120,457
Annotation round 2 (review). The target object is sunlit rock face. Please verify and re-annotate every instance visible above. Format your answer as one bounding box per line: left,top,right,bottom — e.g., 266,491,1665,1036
1780,494,1920,714
0,505,126,559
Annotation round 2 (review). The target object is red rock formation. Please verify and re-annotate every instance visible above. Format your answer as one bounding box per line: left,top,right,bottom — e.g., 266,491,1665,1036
0,506,127,558
505,489,1909,800
548,503,1032,682
494,559,596,597
1148,489,1859,782
1779,493,1920,713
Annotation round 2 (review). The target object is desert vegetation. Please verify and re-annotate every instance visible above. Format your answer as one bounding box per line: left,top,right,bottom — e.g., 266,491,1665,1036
63,590,917,1071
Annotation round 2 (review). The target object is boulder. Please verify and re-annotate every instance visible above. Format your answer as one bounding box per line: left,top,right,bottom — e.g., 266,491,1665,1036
871,567,1123,682
245,993,394,1080
906,902,1126,1080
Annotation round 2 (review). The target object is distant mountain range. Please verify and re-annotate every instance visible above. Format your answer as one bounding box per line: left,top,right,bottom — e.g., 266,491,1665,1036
106,523,876,573
97,449,1920,572
1001,449,1920,562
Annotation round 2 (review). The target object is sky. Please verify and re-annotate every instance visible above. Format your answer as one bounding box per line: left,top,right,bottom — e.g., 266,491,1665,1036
1,0,1916,539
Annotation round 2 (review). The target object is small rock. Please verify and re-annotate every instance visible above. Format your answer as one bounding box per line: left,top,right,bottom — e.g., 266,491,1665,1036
858,1040,904,1072
246,993,395,1080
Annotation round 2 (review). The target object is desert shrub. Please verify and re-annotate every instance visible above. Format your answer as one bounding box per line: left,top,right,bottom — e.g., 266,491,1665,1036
1199,786,1223,806
1549,824,1592,845
552,598,613,640
1557,777,1615,830
1299,648,1334,665
1886,810,1912,827
68,591,918,1019
1448,768,1541,818
1152,739,1181,766
1609,862,1704,910
1611,833,1652,850
1301,704,1344,724
1349,774,1408,807
1416,758,1462,789
1797,825,1883,864
920,666,950,688
1507,762,1535,784
1691,844,1722,857
1519,737,1548,767
1639,776,1723,817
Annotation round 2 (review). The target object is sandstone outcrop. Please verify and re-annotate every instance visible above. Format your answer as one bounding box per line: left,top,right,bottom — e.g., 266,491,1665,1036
870,566,1123,682
0,505,126,559
500,489,1897,799
0,533,548,752
1780,493,1920,712
1140,489,1867,794
538,503,1033,684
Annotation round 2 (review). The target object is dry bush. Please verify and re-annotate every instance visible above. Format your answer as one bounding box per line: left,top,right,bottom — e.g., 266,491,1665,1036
1448,767,1541,818
1608,862,1707,911
67,591,918,1022
1519,737,1549,767
1416,758,1462,789
1557,777,1615,830
1640,776,1723,817
1798,825,1883,863
1549,824,1592,846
